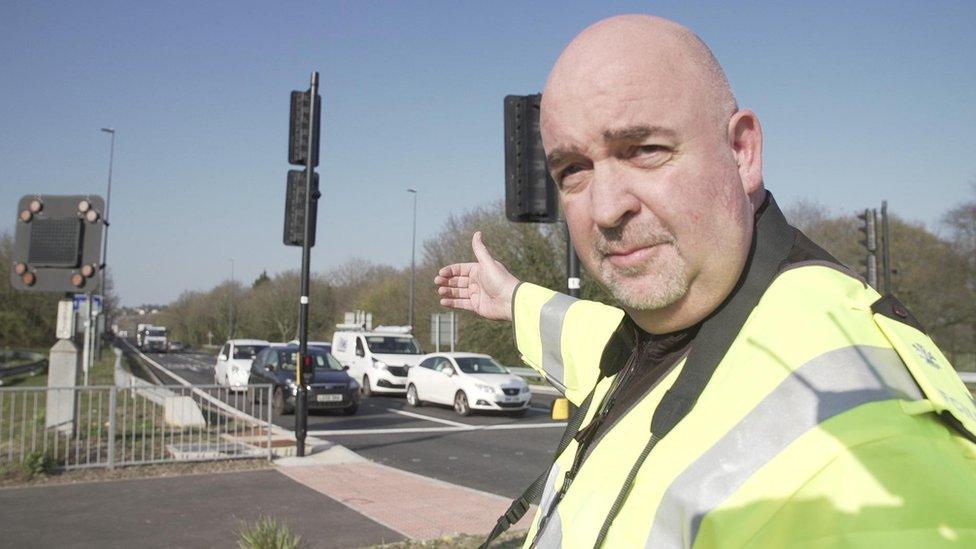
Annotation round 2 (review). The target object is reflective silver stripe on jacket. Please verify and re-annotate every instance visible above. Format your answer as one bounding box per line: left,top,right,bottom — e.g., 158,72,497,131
531,464,563,548
644,345,922,549
539,293,578,393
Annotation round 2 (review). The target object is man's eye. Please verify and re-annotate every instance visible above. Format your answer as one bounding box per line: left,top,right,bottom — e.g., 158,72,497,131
634,144,667,156
559,165,583,179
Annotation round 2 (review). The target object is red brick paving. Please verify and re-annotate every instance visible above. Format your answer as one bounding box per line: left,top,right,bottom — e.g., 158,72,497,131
278,461,535,540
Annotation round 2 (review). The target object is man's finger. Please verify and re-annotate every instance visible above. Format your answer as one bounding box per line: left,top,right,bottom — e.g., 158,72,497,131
472,231,495,267
440,298,475,312
438,286,471,299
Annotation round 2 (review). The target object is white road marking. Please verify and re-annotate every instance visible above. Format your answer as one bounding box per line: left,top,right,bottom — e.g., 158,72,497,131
308,422,567,437
386,408,473,428
529,406,551,413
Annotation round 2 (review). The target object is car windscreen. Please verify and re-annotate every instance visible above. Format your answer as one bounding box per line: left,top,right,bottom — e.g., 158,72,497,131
278,350,344,371
233,345,266,359
148,329,166,336
365,336,421,354
455,357,507,375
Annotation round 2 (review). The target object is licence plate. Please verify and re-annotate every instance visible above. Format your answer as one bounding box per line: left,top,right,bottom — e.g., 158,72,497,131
503,396,519,403
316,394,343,402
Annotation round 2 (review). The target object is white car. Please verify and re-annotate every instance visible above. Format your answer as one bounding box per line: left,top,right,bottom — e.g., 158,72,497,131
214,339,270,391
332,327,424,396
406,353,531,416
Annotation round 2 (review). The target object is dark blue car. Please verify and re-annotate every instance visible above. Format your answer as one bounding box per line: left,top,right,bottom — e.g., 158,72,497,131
248,345,361,416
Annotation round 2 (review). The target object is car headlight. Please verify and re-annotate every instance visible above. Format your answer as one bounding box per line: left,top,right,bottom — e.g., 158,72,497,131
373,359,388,370
475,383,496,395
521,386,531,393
349,379,359,390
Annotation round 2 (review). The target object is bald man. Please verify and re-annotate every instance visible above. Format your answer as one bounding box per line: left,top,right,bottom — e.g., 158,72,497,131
437,15,976,549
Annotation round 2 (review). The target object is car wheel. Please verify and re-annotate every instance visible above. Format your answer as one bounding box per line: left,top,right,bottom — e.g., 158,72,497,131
272,388,290,417
406,384,423,407
343,403,359,416
362,376,372,398
454,391,471,417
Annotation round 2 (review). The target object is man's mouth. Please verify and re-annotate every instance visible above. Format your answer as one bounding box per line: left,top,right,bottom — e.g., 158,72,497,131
603,243,663,269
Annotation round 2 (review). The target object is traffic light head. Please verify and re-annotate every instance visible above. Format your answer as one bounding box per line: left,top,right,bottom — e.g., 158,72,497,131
288,90,321,167
11,195,105,292
504,94,558,223
856,208,877,252
283,170,319,247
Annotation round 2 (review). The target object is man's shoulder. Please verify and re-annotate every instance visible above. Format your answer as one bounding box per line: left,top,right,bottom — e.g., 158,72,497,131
760,262,876,325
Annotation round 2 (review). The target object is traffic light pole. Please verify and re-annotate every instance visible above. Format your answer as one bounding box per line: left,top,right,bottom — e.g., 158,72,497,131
295,71,319,457
881,200,891,295
565,223,580,298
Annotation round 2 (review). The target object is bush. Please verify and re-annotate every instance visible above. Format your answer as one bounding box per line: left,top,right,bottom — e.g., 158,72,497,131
21,451,57,480
237,516,303,549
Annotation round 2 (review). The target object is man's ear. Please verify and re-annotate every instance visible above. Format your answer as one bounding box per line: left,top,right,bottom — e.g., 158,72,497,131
728,109,764,201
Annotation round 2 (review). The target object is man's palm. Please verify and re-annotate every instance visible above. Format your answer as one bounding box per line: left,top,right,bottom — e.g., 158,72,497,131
434,232,519,321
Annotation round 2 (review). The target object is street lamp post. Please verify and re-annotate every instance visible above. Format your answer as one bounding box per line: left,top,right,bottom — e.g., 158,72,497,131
96,127,115,360
407,189,418,330
227,258,236,339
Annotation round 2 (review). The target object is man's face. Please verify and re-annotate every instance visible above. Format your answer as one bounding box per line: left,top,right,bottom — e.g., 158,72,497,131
541,59,754,315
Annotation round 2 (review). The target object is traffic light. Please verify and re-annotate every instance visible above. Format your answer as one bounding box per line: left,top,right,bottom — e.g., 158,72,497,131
288,90,321,167
283,170,319,247
10,195,105,292
504,94,558,223
857,208,878,289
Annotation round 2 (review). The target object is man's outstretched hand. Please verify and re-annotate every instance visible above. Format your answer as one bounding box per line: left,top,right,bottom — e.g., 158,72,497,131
434,231,520,321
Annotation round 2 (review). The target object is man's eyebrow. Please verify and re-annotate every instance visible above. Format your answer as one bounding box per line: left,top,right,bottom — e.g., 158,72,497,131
546,146,583,169
602,125,677,142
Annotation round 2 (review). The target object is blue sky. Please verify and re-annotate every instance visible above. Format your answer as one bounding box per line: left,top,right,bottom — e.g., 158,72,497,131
2,1,974,305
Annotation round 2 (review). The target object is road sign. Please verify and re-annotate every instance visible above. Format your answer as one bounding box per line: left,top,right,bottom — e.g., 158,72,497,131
430,313,458,351
72,294,103,314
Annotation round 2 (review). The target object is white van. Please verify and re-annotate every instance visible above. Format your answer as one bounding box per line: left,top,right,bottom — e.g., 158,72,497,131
331,326,424,396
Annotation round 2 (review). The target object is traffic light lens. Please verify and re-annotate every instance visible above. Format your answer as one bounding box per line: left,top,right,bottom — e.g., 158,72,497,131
81,264,95,277
21,272,36,286
14,262,27,275
29,200,43,213
85,210,100,223
71,273,85,287
77,200,91,213
19,210,32,223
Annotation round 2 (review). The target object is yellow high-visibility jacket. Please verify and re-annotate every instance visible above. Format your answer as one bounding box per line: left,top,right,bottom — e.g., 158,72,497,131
513,196,976,548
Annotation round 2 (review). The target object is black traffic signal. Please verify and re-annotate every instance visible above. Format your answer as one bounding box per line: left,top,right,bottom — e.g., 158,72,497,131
10,195,105,292
857,208,878,288
288,90,321,167
504,94,558,223
283,170,319,247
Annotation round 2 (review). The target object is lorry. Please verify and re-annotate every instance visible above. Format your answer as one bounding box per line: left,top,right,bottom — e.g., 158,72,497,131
331,325,424,396
138,325,169,353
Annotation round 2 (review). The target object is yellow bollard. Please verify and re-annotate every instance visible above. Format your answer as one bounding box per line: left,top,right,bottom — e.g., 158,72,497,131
551,398,570,420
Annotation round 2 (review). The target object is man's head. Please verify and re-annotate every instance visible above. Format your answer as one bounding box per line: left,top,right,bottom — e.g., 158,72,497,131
540,15,765,333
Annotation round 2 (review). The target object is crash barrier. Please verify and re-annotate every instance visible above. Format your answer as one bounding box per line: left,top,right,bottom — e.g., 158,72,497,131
0,350,47,385
0,380,274,471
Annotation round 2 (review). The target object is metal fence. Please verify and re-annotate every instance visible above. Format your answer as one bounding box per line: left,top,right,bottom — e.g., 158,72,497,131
0,383,274,470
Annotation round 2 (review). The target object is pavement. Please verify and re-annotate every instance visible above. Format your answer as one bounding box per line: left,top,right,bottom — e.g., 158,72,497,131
0,468,405,549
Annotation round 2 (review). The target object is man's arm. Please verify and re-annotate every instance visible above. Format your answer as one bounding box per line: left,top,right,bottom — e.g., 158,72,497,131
435,232,623,403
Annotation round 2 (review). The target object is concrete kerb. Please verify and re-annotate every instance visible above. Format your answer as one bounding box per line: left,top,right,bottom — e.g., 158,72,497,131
114,349,206,428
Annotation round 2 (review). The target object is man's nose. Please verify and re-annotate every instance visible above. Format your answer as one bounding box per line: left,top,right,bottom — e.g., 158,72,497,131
589,160,641,228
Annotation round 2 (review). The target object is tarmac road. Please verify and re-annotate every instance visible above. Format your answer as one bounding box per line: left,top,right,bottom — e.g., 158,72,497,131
135,348,565,499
